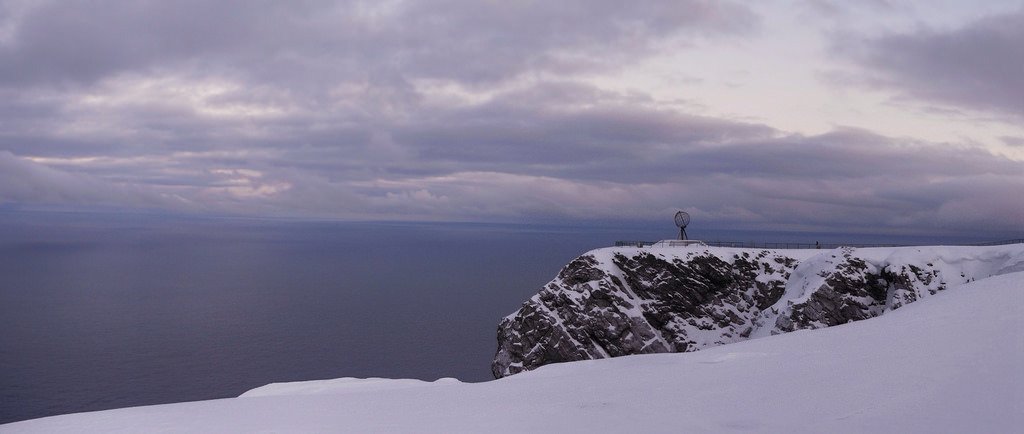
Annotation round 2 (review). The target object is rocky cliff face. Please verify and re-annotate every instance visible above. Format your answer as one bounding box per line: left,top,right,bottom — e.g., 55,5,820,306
492,244,1024,378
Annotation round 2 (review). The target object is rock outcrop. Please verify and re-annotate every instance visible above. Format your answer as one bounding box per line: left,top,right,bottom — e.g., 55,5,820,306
492,244,1024,378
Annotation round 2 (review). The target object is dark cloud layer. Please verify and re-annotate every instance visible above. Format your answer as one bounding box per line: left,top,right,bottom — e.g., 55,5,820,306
839,8,1024,117
0,0,756,87
0,1,1021,235
4,85,1020,233
0,151,182,208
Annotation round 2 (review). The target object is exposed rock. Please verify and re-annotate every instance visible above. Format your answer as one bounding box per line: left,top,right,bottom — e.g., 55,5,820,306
492,244,1024,378
775,248,888,332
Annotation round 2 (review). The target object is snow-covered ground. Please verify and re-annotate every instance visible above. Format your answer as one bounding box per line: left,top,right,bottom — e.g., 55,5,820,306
4,270,1021,433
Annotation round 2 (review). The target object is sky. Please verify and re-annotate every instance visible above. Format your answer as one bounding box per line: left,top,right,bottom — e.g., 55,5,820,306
0,0,1022,235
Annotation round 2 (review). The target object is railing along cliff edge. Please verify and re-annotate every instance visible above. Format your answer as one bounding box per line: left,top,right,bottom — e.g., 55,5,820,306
613,239,1024,249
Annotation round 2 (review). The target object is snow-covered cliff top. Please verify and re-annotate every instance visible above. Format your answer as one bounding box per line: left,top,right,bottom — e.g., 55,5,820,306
493,244,1024,377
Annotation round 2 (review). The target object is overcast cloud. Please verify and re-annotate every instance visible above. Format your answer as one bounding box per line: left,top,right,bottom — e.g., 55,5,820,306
0,0,1021,235
837,7,1024,118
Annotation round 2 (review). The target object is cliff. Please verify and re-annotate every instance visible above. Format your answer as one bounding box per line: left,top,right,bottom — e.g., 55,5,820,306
492,244,1024,378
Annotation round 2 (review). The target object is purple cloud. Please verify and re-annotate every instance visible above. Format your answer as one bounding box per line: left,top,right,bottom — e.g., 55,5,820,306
837,9,1024,117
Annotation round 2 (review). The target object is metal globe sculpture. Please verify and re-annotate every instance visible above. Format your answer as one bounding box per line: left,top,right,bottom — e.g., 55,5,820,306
674,211,690,240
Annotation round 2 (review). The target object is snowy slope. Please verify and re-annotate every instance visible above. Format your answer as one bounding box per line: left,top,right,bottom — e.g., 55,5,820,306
494,244,1024,376
4,271,1022,433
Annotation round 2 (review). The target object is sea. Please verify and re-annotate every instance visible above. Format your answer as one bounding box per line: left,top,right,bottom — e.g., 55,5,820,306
0,210,1000,424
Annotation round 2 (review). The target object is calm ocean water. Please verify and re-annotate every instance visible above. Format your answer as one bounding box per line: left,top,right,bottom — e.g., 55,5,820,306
0,212,649,424
0,211,997,423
